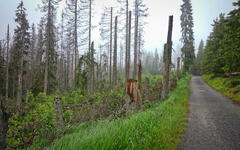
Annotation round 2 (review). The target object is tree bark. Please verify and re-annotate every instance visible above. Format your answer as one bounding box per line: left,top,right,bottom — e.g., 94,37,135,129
113,16,118,85
125,0,129,81
44,0,51,95
138,60,142,108
89,0,92,52
109,7,113,85
133,0,139,80
74,0,78,89
177,57,180,81
5,25,9,103
161,16,173,100
127,11,131,81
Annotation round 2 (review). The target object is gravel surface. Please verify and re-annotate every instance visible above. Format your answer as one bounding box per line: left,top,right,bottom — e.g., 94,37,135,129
179,76,240,150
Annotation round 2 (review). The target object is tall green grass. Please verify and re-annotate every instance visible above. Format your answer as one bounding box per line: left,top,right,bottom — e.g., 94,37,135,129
202,74,240,102
47,75,191,150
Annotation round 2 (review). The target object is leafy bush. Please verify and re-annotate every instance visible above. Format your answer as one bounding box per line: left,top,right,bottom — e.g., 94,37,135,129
7,93,56,149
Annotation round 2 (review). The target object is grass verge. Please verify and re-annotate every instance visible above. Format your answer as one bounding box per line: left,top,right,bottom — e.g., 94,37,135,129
202,74,240,102
47,75,191,150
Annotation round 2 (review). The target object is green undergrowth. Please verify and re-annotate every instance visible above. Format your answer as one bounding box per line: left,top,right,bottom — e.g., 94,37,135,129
202,74,240,102
47,75,191,150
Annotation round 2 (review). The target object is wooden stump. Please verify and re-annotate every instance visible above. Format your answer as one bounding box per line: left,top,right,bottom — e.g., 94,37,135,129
54,96,64,130
126,79,137,102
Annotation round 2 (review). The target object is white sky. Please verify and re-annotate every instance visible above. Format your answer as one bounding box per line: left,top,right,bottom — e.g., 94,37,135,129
0,0,236,54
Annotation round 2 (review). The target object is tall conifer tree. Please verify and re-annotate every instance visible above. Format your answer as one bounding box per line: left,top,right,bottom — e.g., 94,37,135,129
180,0,195,72
13,1,30,108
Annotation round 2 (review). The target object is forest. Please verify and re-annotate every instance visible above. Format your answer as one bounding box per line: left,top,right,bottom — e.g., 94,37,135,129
0,0,239,150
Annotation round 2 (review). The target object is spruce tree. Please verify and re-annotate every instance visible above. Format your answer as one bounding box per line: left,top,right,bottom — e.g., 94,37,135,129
40,0,60,95
13,1,30,109
180,0,195,72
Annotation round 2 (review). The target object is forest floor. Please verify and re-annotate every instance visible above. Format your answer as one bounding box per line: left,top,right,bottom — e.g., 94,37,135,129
179,76,240,150
45,75,191,150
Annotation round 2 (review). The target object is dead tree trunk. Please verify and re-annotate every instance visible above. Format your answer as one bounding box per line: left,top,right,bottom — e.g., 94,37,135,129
54,96,64,130
44,0,51,95
109,7,113,86
133,1,139,80
113,16,118,85
161,16,173,100
125,0,129,81
5,25,9,103
99,45,102,81
177,57,180,81
74,0,78,89
17,38,24,109
89,0,92,52
138,60,142,108
90,42,94,93
127,11,131,80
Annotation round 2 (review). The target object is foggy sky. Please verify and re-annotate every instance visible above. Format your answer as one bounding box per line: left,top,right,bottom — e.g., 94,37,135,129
0,0,236,54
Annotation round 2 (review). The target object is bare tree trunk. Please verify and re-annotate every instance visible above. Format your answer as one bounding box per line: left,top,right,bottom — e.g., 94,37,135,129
125,0,129,81
120,43,123,76
12,75,15,98
44,0,51,95
87,0,92,92
89,42,95,93
177,57,180,81
161,16,173,100
17,27,25,109
71,53,74,88
133,0,139,80
138,60,142,108
113,16,118,86
109,7,113,85
127,11,131,80
17,52,23,109
74,0,78,89
91,42,94,92
89,0,92,52
100,45,102,81
66,45,70,91
44,50,49,95
5,25,9,103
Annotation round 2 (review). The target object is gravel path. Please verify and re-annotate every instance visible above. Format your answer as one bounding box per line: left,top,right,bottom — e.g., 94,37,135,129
179,76,240,150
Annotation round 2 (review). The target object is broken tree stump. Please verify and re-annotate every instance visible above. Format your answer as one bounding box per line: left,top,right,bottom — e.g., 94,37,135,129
126,79,137,102
54,96,64,130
